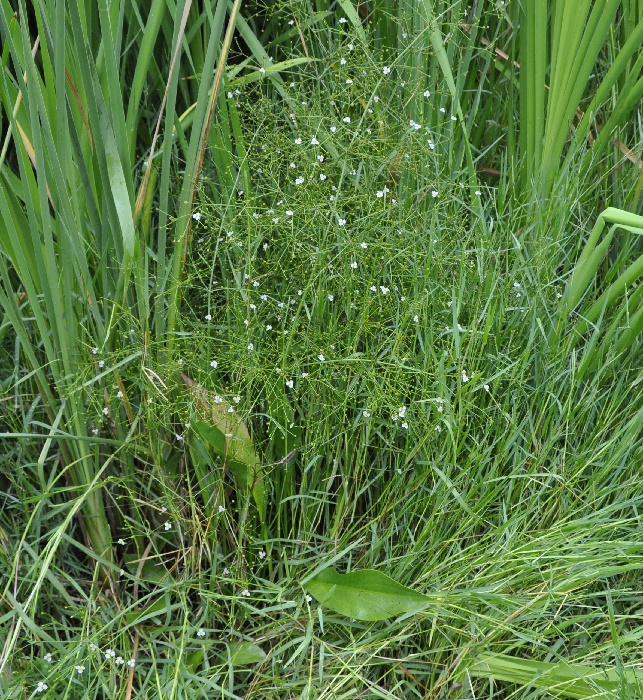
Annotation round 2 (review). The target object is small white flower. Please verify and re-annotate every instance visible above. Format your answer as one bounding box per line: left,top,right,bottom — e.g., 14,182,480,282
301,372,308,378
401,421,409,429
340,57,347,65
475,190,481,196
350,261,358,269
75,665,85,674
205,313,212,321
117,538,126,545
259,550,266,559
295,176,304,185
102,407,109,416
44,653,53,663
228,406,235,413
339,17,347,23
373,95,379,102
286,380,294,389
327,294,334,301
330,125,337,133
294,137,302,145
413,315,419,322
380,286,390,295
218,504,225,513
513,281,521,288
233,396,241,403
91,428,99,435
451,115,457,121
362,410,370,418
223,567,230,574
266,324,273,331
36,681,48,693
462,370,469,383
91,347,98,355
346,78,353,84
342,116,351,123
439,107,446,113
338,218,346,226
192,212,201,221
89,644,98,652
398,406,407,418
197,628,206,638
311,136,319,145
423,89,431,97
98,360,105,367
360,241,368,249
241,589,250,597
306,594,313,602
483,384,490,392
105,649,116,660
115,656,124,665
431,190,438,198
286,210,294,217
127,659,136,668
382,66,391,75
210,360,218,368
319,173,327,181
348,43,354,50
247,343,254,351
227,91,233,99
288,19,294,25
289,162,296,168
164,522,172,531
175,433,184,442
318,354,325,362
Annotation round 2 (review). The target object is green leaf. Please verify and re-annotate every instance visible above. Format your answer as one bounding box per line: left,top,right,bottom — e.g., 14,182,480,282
227,641,266,666
304,568,430,621
182,373,267,524
470,653,643,698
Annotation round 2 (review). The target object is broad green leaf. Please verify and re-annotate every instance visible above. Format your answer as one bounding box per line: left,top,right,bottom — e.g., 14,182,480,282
304,568,430,621
470,653,643,698
227,642,266,666
182,373,266,524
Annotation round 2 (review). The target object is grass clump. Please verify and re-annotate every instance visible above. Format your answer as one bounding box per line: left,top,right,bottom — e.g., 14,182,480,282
2,1,643,698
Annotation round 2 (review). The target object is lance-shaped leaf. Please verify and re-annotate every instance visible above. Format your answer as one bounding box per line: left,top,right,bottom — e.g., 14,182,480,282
304,568,430,621
182,373,266,524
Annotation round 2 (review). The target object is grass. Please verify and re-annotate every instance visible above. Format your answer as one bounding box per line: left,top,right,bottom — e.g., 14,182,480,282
2,0,643,698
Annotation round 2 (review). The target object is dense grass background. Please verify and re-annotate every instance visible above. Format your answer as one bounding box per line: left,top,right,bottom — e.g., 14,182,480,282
2,0,643,697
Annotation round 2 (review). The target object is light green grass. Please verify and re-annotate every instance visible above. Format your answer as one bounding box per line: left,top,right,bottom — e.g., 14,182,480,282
2,1,643,698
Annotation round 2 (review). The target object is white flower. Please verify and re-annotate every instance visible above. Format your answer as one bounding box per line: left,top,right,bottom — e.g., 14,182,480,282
36,681,48,693
413,315,419,323
233,396,241,403
339,17,347,23
102,407,109,416
89,644,98,652
340,57,346,65
286,210,294,216
346,78,353,84
475,190,481,196
117,390,123,399
294,137,302,145
175,433,183,442
259,67,266,74
247,343,254,351
286,379,294,389
423,89,430,97
462,370,469,383
319,173,327,180
342,116,351,123
431,190,438,198
306,594,313,602
348,43,354,50
295,176,304,185
117,538,126,545
317,155,324,162
360,241,368,249
210,360,218,368
105,649,116,660
382,66,391,75
266,324,273,331
338,218,346,226
288,19,294,25
115,656,124,665
483,384,490,392
214,395,223,404
380,286,390,294
289,162,296,168
330,126,337,133
228,406,235,413
259,550,266,559
223,567,230,574
311,136,319,145
427,140,435,150
318,354,325,362
192,212,201,221
401,422,409,429
44,653,53,663
373,95,379,102
197,628,206,638
127,659,136,668
398,406,407,418
439,107,446,113
327,294,334,301
350,261,358,269
362,410,370,418
205,313,212,321
98,360,105,367
75,665,85,674
241,589,250,597
451,115,457,121
164,522,172,531
218,504,225,513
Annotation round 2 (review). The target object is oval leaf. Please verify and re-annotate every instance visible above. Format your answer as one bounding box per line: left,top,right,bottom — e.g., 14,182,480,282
304,568,430,621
